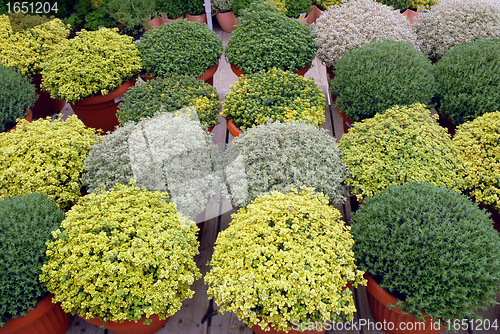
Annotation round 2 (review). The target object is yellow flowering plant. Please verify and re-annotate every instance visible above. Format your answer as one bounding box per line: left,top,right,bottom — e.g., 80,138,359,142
205,187,366,332
40,182,201,325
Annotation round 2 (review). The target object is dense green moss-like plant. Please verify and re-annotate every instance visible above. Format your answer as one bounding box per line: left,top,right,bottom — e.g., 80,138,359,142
285,0,312,18
232,0,286,16
351,182,500,322
454,112,500,212
312,0,417,67
156,0,185,18
185,0,206,15
84,1,116,30
433,38,500,125
314,0,343,10
374,0,409,10
331,40,435,122
415,0,500,59
41,28,142,103
339,104,464,201
0,194,64,328
0,65,37,132
138,19,223,78
221,68,326,131
40,183,201,324
117,76,220,127
105,0,156,36
0,116,97,208
224,120,348,207
205,188,366,332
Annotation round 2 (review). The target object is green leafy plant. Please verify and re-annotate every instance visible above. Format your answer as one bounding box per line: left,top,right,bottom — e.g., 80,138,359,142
138,19,223,78
156,0,185,18
185,0,205,15
225,1,316,74
105,0,156,36
285,0,312,18
40,182,201,324
232,0,286,16
0,65,37,132
41,28,142,103
339,103,464,201
211,0,234,14
374,0,410,10
331,40,435,122
6,12,51,31
0,194,65,328
205,187,366,332
84,0,116,30
351,182,500,322
0,116,98,208
61,0,93,32
433,38,500,125
453,112,500,212
117,76,220,128
224,120,348,207
408,0,438,10
313,0,343,10
221,68,326,131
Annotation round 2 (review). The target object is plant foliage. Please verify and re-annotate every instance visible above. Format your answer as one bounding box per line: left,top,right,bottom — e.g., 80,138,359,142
314,0,343,10
105,0,156,36
156,0,185,18
185,0,206,15
285,0,312,18
211,0,234,14
84,1,116,30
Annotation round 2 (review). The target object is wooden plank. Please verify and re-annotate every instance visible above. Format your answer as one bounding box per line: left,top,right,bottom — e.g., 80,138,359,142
66,315,105,334
355,286,384,334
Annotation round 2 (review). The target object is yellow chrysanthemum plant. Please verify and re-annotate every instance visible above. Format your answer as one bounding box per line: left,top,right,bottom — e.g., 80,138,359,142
205,187,366,332
40,182,202,325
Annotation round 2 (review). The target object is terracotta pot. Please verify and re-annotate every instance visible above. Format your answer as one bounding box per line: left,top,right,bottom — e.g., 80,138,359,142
311,5,324,22
226,119,243,137
478,203,500,233
83,314,170,334
159,15,184,24
297,6,316,25
252,323,324,334
185,13,207,24
30,75,66,119
147,17,162,28
0,294,73,334
6,109,32,133
365,273,445,334
336,108,353,134
199,63,219,86
216,11,238,32
401,9,420,24
230,64,310,77
70,80,135,134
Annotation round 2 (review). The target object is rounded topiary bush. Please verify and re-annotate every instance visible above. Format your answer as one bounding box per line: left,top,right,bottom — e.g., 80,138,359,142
351,182,500,321
0,194,65,328
331,40,435,122
138,19,223,78
433,38,500,125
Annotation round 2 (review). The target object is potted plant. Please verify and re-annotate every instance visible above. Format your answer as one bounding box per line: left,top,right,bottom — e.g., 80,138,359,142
285,0,313,22
39,182,202,334
41,28,142,133
212,0,238,32
83,0,116,31
205,187,366,334
185,0,207,23
331,40,435,129
0,65,37,133
221,68,326,136
224,120,348,207
156,0,185,23
433,38,500,129
104,0,156,36
231,0,287,17
0,194,72,334
338,103,464,202
351,182,500,334
225,1,316,76
400,0,438,24
415,0,500,61
0,116,97,209
137,19,222,84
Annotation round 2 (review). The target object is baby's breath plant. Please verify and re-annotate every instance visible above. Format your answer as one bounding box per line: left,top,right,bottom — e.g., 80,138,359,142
221,68,326,131
205,188,366,332
211,0,234,13
314,0,343,10
224,120,348,207
454,112,500,212
339,103,464,201
415,0,500,59
0,116,97,208
40,183,201,324
312,0,418,67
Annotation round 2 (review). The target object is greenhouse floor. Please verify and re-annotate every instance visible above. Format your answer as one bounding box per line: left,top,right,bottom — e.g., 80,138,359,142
57,22,500,334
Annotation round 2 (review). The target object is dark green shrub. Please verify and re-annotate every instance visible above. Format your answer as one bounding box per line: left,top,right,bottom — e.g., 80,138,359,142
351,183,500,322
62,0,92,32
185,0,205,15
117,75,220,127
374,0,409,10
105,0,155,36
0,194,65,327
232,0,258,16
331,40,435,122
84,1,115,30
285,0,312,18
138,19,223,77
0,65,37,133
433,38,500,125
156,0,185,19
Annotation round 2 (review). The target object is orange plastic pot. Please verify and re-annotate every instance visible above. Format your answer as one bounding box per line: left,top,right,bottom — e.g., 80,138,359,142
297,6,317,25
83,314,170,334
185,13,207,24
226,119,243,137
30,75,66,119
70,80,135,134
401,9,420,24
230,64,310,77
0,294,73,334
311,5,324,22
6,109,32,133
365,273,445,334
216,11,238,32
336,108,353,134
199,63,219,86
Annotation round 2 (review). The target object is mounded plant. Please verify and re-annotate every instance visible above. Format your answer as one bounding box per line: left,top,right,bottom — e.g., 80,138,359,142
0,65,37,132
221,68,326,131
41,27,142,104
84,0,116,31
339,103,464,201
117,75,220,128
0,194,65,328
314,0,343,10
285,0,312,18
454,112,500,212
224,120,348,207
211,0,234,14
351,182,500,322
156,0,185,18
312,0,418,67
0,116,97,208
433,38,500,125
331,40,435,122
225,1,316,74
374,0,410,10
40,182,202,324
415,0,500,60
232,0,287,16
138,19,223,78
205,187,366,332
185,0,206,15
105,0,156,36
